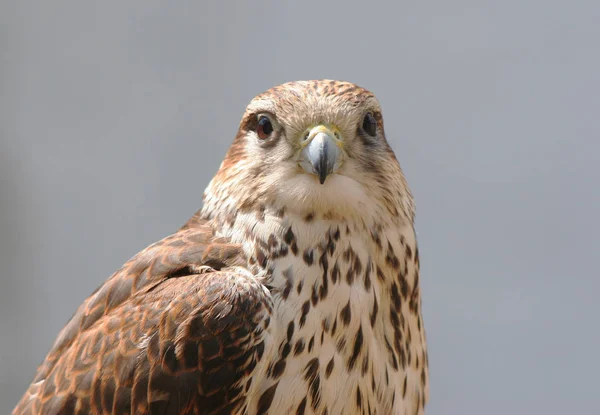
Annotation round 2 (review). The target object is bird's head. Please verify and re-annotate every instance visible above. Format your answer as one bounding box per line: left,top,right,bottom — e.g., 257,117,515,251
204,80,414,224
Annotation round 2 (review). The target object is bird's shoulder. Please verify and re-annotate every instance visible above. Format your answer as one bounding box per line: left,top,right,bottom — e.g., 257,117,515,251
14,214,272,415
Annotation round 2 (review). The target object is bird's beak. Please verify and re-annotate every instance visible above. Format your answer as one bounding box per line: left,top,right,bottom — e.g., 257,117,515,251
299,125,343,184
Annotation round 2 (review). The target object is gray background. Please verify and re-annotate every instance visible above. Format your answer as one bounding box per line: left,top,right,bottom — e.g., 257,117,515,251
1,1,598,413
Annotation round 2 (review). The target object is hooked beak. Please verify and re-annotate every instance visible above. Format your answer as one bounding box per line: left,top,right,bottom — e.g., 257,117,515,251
299,125,343,184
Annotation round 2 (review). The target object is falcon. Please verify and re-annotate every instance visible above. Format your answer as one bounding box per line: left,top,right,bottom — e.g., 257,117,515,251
14,80,429,415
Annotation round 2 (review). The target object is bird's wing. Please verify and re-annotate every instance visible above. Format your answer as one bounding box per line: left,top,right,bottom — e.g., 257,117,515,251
14,220,271,415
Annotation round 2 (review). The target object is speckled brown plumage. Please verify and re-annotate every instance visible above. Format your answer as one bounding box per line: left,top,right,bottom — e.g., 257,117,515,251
14,80,429,415
14,219,272,415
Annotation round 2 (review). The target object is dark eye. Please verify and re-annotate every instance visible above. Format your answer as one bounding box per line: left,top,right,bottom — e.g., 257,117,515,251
256,115,274,139
362,112,377,137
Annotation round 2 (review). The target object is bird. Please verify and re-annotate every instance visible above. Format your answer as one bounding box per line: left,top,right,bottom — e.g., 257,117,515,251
13,80,429,415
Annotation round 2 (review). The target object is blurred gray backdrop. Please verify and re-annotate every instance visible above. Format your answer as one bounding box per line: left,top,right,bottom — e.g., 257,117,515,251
1,1,599,413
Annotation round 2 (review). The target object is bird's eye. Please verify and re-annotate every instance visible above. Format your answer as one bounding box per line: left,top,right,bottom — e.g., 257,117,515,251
362,112,377,137
256,115,274,139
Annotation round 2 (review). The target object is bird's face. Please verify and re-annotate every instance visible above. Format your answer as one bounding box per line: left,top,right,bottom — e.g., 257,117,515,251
206,80,414,223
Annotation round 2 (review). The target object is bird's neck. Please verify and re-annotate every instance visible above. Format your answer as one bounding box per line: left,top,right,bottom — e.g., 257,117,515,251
201,202,417,292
